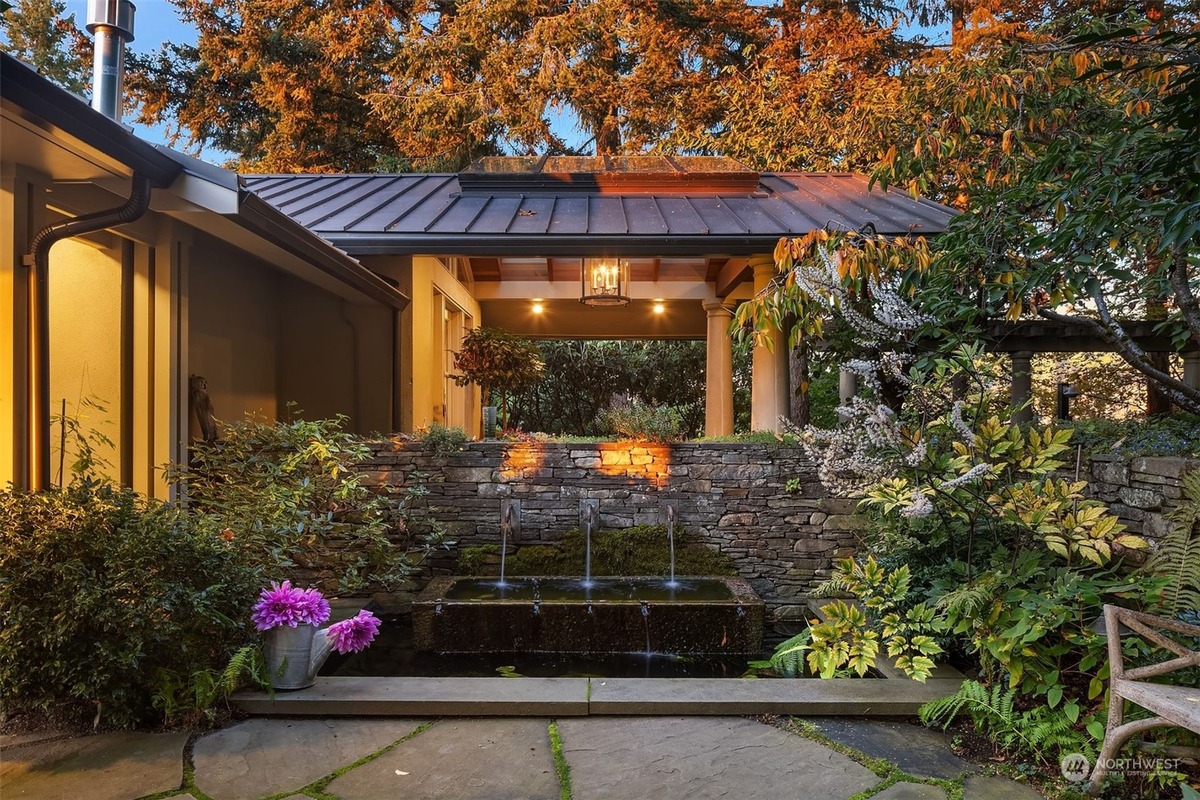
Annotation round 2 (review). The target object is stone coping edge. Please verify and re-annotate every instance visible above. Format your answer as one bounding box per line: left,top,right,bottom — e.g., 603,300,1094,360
231,676,964,718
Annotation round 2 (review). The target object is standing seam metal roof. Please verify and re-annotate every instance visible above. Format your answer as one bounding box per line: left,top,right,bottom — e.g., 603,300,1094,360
242,172,956,256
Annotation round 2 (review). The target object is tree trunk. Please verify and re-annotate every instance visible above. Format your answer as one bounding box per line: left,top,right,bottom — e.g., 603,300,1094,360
1145,252,1172,415
789,342,810,427
950,0,967,45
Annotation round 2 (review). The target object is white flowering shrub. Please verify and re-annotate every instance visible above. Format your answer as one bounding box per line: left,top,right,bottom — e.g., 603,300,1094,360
739,234,1171,763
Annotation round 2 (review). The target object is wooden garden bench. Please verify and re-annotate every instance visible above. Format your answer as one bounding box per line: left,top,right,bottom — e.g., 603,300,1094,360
1089,605,1200,795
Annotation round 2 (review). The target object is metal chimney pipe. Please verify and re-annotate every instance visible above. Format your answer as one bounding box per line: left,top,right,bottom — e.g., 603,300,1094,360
86,0,136,121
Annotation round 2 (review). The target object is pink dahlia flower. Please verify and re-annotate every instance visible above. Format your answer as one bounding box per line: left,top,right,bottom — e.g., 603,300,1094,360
326,610,382,654
251,581,331,630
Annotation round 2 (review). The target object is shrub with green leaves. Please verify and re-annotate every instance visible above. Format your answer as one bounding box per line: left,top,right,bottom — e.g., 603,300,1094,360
170,413,432,594
0,477,259,728
416,422,469,455
452,326,545,428
597,402,685,443
791,347,1173,767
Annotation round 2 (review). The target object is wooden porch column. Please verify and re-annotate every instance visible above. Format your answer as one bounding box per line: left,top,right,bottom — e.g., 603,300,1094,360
703,300,734,437
1011,350,1034,424
750,256,788,432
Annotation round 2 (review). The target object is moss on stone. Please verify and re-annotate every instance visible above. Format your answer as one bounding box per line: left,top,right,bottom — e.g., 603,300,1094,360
457,525,736,577
456,544,500,575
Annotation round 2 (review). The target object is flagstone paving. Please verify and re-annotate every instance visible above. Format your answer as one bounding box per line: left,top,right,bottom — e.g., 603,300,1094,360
0,730,187,800
192,717,427,800
558,716,877,800
325,718,560,800
0,716,1049,800
810,717,975,779
873,783,949,799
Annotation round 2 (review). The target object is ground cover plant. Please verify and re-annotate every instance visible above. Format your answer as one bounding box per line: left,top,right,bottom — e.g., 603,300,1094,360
457,524,737,578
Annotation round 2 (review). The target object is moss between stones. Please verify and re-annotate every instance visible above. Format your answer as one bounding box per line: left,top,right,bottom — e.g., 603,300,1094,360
458,524,737,577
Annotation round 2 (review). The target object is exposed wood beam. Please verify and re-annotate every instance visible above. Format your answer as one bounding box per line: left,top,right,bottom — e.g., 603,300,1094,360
650,257,660,282
469,256,501,281
984,320,1191,354
474,279,715,302
705,257,724,282
715,257,751,298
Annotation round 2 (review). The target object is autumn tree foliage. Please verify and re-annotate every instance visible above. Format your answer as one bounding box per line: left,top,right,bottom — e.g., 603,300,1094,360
0,0,89,94
738,6,1200,415
127,0,407,172
9,0,1198,410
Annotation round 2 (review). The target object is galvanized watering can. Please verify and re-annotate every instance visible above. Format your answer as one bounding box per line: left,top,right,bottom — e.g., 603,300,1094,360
263,624,336,690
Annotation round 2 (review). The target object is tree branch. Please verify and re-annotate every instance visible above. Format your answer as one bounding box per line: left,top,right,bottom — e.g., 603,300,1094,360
1035,303,1200,413
1168,247,1200,348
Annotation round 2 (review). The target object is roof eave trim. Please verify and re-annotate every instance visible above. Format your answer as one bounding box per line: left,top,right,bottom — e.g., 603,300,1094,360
1,54,182,188
312,230,948,258
235,192,410,310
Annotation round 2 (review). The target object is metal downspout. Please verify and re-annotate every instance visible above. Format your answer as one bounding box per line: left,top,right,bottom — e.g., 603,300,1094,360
24,175,154,489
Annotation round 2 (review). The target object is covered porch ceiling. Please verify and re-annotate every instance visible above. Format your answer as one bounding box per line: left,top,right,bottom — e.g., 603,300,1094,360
470,255,748,338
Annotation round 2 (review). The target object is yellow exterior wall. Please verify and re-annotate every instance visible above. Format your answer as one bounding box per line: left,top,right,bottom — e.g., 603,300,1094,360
2,146,400,494
368,255,480,435
188,236,281,426
47,236,124,481
278,281,394,433
190,234,397,436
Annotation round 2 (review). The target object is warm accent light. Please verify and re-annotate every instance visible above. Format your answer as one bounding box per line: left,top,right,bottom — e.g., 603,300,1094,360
531,299,544,314
581,258,630,306
652,300,665,314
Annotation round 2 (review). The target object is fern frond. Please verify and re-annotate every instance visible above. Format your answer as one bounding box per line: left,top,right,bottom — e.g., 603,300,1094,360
920,679,996,729
1143,469,1200,616
935,583,994,618
218,645,260,695
769,630,812,678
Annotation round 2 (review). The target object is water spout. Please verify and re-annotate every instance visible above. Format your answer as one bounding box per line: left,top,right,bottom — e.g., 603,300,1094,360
499,503,518,588
665,504,677,587
583,503,597,587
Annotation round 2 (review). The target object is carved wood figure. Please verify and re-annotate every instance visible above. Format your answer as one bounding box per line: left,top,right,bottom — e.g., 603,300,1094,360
189,374,219,443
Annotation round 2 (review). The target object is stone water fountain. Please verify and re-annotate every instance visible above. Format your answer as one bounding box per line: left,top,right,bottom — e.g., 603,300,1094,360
413,500,764,655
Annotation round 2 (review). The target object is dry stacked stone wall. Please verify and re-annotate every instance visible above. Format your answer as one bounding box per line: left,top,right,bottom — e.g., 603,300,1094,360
352,442,1197,619
1082,454,1200,541
356,440,863,622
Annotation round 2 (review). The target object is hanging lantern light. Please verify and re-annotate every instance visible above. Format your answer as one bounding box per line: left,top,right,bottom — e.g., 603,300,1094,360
580,257,631,306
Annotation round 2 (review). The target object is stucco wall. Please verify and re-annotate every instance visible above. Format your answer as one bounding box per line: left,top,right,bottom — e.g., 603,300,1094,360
357,440,862,621
48,235,124,478
366,255,480,435
189,234,395,434
277,280,393,433
189,235,282,425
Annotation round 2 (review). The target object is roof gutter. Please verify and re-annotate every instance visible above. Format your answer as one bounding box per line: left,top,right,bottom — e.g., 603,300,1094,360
235,189,409,310
25,175,154,489
1,54,181,188
320,232,819,258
